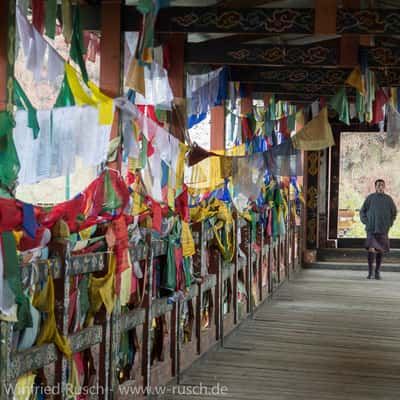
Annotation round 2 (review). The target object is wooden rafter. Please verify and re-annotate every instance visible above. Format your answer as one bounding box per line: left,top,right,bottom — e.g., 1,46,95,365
79,6,400,35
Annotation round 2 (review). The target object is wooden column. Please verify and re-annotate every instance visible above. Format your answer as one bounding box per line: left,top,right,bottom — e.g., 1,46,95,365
0,4,16,398
99,2,122,396
329,128,341,241
167,33,186,142
0,0,15,113
210,106,225,150
315,0,336,35
303,151,319,262
340,0,374,67
100,0,122,170
318,149,328,248
241,85,253,115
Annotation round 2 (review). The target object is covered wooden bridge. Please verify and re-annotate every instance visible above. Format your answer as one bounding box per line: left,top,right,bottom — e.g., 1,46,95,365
1,0,400,399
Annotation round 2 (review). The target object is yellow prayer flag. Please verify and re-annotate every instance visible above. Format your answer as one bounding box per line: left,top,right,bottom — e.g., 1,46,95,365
126,57,145,96
292,107,335,150
65,63,97,107
345,66,366,96
181,221,196,257
88,81,114,125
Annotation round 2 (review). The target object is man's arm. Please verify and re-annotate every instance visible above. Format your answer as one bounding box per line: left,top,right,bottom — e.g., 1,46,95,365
360,197,369,225
390,197,397,225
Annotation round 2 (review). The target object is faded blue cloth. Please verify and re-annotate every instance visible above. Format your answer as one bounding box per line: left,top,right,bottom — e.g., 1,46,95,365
188,112,207,129
22,202,37,239
215,66,228,106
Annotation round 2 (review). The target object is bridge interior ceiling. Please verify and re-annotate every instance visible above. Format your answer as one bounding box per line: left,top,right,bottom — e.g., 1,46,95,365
76,0,400,105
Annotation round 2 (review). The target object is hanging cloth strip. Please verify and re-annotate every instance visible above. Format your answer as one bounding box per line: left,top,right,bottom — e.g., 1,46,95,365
13,79,40,139
163,219,181,290
264,139,303,177
1,232,31,329
386,105,400,148
0,111,20,188
32,270,72,358
292,107,335,151
69,5,88,83
85,252,116,327
329,87,350,125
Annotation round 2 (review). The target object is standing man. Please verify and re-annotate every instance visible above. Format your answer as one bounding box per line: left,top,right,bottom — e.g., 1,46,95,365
360,179,397,279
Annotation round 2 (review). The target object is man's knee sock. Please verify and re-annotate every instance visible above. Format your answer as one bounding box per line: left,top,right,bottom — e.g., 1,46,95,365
375,252,382,272
367,252,374,277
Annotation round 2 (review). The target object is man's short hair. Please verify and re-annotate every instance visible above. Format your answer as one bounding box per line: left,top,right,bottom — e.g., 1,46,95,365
375,179,385,186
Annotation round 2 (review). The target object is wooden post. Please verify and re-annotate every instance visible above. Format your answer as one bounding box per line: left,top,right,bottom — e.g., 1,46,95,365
100,0,122,171
304,151,320,261
167,33,186,142
329,128,341,242
315,0,336,35
233,214,239,324
0,2,16,398
210,106,225,150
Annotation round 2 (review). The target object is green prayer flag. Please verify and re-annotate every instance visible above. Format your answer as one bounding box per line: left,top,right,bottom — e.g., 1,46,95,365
0,112,20,188
137,0,153,14
102,169,123,212
54,73,76,108
288,112,296,133
2,232,32,331
269,95,276,120
164,221,181,290
45,0,57,39
107,137,121,163
14,79,40,139
329,87,350,125
79,275,90,323
356,91,364,123
69,6,88,83
141,135,148,169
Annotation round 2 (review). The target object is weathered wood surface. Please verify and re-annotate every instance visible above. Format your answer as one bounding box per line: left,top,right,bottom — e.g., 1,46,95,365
160,269,400,399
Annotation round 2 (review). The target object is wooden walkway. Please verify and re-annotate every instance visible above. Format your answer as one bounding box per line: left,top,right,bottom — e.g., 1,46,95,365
161,269,400,399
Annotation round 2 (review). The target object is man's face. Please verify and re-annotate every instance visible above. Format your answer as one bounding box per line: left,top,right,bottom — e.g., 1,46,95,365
375,181,385,193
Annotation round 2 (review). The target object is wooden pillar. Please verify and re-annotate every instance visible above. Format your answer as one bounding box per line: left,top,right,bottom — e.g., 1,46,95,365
315,0,336,35
329,128,341,241
0,4,15,398
340,0,374,67
0,0,15,394
210,106,225,150
303,151,319,262
318,149,328,248
167,33,186,142
99,2,122,396
241,85,253,115
0,0,14,113
100,0,122,170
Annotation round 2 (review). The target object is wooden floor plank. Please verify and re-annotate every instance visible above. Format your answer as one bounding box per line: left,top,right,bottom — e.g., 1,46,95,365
159,270,400,399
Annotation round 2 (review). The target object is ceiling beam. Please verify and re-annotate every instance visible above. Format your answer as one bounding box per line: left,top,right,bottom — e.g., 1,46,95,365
216,0,279,7
229,66,400,86
250,83,353,96
79,6,400,35
186,41,400,68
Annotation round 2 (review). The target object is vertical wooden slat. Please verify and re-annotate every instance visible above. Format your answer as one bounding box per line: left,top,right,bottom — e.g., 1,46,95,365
315,0,336,35
0,2,16,398
233,214,239,324
51,240,70,400
100,0,122,171
210,106,225,150
167,33,186,142
305,151,320,251
143,237,153,388
329,129,341,241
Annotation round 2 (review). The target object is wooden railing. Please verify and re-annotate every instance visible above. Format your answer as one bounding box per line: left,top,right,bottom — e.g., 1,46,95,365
0,211,301,399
